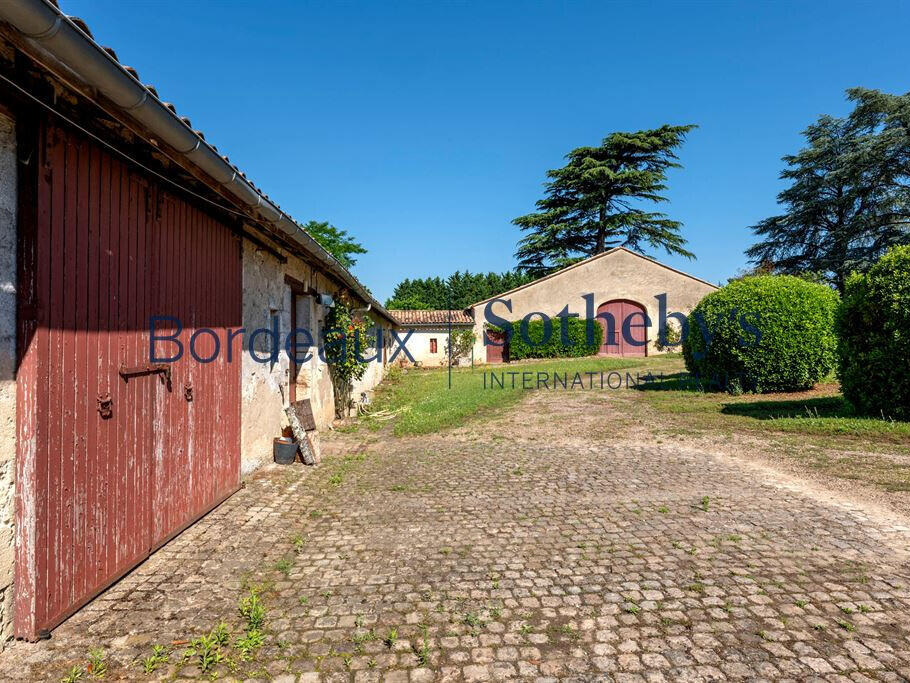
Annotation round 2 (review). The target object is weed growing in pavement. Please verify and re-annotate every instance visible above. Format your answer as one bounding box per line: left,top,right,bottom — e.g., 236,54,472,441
558,624,579,640
239,590,266,631
700,496,711,511
463,612,484,629
836,618,855,631
413,625,431,666
383,628,398,648
235,629,264,661
352,628,377,654
87,649,107,679
226,588,268,663
183,626,228,674
140,645,170,674
61,666,84,683
274,557,293,576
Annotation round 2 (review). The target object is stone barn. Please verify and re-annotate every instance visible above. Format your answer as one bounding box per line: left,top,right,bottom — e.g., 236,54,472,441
469,247,718,362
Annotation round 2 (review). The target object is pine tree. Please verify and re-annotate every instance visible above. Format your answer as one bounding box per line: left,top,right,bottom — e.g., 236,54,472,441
514,126,697,276
747,88,910,291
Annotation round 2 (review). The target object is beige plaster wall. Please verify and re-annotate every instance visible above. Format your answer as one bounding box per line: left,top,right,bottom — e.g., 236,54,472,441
396,327,474,366
471,249,718,361
241,236,390,471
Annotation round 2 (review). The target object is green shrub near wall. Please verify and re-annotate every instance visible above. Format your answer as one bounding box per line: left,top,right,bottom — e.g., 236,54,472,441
682,275,839,393
499,317,604,360
837,245,910,420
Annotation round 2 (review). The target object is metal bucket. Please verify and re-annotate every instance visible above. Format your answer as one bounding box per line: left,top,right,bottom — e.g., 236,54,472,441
273,437,298,464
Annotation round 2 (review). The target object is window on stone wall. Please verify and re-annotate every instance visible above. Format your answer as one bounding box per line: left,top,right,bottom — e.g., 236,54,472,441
430,338,437,354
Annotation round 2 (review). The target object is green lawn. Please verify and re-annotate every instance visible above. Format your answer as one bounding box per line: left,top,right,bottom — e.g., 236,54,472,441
359,355,656,436
352,352,909,449
633,375,910,444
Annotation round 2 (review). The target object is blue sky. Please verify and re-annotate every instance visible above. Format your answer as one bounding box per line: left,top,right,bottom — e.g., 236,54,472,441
66,0,910,302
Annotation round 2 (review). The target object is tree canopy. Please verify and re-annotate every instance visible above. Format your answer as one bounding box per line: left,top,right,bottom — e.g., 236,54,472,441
385,270,536,310
304,220,367,269
747,88,910,291
513,125,697,277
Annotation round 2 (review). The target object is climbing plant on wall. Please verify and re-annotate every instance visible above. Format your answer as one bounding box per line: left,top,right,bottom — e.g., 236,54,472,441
323,294,371,418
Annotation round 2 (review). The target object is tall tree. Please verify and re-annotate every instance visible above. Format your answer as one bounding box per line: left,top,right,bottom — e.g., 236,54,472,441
513,125,697,276
304,220,367,269
747,88,910,291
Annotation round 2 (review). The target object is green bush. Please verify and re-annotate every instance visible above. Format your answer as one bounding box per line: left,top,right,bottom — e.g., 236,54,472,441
500,317,603,361
682,275,839,393
837,245,910,420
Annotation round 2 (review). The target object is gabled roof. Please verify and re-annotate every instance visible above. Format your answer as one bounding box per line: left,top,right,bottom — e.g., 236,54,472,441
389,310,474,326
471,247,719,307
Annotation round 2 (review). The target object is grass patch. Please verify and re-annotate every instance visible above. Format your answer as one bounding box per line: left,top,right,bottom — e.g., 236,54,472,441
636,378,910,444
360,355,657,435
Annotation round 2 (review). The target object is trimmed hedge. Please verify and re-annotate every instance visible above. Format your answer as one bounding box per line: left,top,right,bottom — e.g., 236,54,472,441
682,275,839,393
837,245,910,420
498,317,604,361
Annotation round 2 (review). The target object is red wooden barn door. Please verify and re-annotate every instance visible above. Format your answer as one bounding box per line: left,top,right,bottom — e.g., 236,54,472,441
597,300,647,357
15,120,242,639
485,329,507,364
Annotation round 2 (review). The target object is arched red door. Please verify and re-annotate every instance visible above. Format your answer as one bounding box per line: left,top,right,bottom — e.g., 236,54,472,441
597,300,648,357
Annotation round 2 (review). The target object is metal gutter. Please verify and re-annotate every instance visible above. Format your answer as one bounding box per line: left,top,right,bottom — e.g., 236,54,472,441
0,0,397,326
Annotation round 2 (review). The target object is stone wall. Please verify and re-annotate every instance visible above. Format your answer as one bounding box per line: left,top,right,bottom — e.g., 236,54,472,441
240,236,390,473
470,248,718,361
0,112,16,647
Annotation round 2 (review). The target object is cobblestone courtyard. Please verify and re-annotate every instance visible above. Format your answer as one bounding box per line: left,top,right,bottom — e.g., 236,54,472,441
2,390,910,681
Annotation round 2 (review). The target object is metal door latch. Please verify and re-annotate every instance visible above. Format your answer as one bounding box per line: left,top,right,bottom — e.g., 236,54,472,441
119,363,172,389
97,393,113,419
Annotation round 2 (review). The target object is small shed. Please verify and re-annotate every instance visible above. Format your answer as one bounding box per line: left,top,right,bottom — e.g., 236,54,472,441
389,309,475,366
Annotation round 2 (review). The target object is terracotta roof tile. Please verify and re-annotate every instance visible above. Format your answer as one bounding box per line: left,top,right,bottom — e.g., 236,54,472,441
388,310,474,326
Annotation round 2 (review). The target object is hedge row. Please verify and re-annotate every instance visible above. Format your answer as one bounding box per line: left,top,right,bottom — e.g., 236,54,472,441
493,317,604,360
837,245,910,420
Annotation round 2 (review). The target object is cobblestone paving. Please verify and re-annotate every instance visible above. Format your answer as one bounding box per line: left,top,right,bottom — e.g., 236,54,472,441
2,391,910,682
